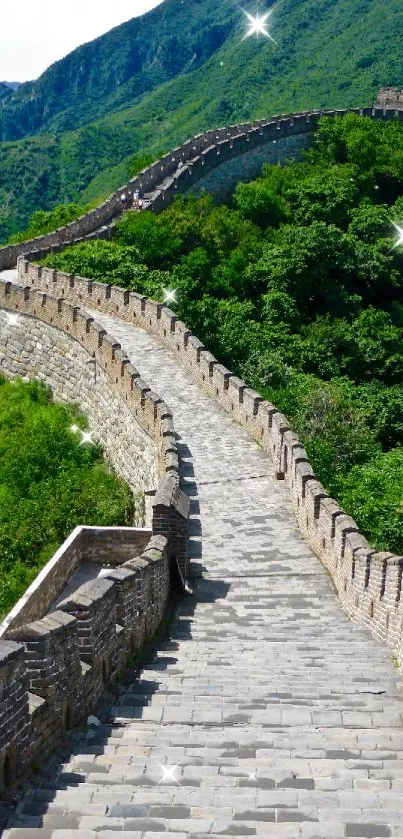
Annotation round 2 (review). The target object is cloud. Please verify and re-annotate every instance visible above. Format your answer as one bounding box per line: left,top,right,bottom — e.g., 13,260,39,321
0,0,164,82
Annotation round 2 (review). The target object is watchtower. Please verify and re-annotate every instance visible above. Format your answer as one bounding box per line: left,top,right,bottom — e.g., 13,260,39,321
375,87,403,109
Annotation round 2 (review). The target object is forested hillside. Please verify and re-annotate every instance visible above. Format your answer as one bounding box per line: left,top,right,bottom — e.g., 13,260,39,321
0,0,235,141
1,0,403,240
42,115,403,555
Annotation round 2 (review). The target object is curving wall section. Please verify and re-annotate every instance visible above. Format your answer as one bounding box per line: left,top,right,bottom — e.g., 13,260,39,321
1,101,403,791
0,276,190,791
1,105,402,271
18,256,403,676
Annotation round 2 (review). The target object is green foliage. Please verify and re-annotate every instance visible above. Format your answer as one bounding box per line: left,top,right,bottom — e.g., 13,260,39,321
40,239,170,298
335,448,403,553
0,377,134,617
310,114,403,191
7,203,91,244
262,374,381,497
40,114,403,553
115,211,185,269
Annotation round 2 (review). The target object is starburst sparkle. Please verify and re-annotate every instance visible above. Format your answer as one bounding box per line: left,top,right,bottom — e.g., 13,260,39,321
242,8,276,42
158,764,180,785
5,312,19,326
163,289,177,304
392,222,403,249
79,430,95,446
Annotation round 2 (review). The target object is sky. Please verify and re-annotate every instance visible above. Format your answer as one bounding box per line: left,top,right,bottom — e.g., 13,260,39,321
0,0,164,83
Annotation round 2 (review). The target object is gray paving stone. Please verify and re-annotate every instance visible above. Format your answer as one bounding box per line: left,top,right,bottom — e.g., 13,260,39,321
5,310,403,837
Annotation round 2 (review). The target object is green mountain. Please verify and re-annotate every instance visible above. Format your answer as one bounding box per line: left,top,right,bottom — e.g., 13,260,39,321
1,0,402,241
0,0,236,141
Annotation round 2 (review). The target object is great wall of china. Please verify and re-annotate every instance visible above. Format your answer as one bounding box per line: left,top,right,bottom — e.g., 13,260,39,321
0,95,403,837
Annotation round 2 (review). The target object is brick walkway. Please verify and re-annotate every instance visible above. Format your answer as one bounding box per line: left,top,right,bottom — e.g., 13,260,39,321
5,311,403,839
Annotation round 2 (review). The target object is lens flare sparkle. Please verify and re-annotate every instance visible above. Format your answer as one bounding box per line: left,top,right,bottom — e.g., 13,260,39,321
79,430,95,446
163,289,177,304
158,764,180,785
242,8,276,43
392,222,403,249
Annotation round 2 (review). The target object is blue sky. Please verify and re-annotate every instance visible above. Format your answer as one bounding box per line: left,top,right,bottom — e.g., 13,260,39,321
0,0,163,82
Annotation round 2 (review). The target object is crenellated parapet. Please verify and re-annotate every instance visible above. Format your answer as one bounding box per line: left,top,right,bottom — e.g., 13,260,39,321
0,275,190,792
0,531,175,789
1,99,402,270
18,257,403,680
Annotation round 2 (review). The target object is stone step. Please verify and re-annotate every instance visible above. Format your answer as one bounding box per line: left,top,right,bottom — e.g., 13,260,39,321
5,819,403,837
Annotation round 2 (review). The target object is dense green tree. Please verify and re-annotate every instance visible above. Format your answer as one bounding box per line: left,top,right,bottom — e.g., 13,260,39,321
234,179,288,228
115,211,184,269
300,309,403,383
335,448,403,553
260,374,381,497
0,377,134,617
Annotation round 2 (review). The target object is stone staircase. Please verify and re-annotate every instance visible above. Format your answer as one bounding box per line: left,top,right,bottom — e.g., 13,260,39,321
4,310,403,838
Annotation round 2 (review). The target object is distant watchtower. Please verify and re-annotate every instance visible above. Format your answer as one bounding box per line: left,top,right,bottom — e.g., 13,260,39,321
375,87,403,109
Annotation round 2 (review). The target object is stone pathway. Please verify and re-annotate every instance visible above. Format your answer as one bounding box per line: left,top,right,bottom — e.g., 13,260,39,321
4,311,403,839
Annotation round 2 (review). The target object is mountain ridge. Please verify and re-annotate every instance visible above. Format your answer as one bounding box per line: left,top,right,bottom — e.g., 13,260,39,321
0,81,21,90
0,0,238,141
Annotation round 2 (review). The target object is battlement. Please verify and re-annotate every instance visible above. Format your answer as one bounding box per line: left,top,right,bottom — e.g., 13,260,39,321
0,277,190,791
16,258,403,682
0,531,172,788
2,103,401,272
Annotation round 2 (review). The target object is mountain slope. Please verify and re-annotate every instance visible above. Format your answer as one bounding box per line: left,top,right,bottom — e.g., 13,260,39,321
1,81,21,91
0,0,238,141
0,0,402,241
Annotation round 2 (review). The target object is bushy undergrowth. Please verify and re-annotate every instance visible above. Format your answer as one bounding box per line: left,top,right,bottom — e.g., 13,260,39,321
0,377,134,617
42,114,403,553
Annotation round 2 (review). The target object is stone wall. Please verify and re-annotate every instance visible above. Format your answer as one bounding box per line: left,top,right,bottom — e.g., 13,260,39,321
0,527,152,637
0,532,171,789
2,102,401,271
21,258,403,674
184,133,312,203
2,99,403,792
0,307,157,524
0,278,190,791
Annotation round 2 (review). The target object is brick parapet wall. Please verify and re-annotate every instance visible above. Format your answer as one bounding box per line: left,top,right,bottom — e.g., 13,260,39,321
0,527,152,638
19,258,403,674
0,532,174,789
0,279,190,791
1,103,402,270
